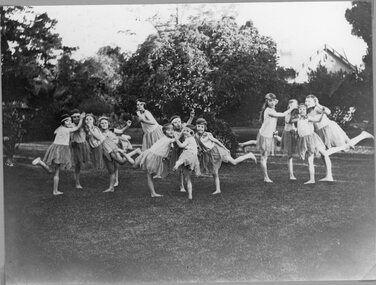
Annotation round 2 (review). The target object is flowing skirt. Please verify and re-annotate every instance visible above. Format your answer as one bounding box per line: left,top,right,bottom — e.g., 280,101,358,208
142,125,164,151
43,144,72,170
297,133,326,160
178,150,201,176
256,132,275,156
280,130,298,157
316,121,350,148
134,150,170,178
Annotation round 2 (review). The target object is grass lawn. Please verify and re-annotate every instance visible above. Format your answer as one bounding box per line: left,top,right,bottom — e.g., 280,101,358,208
4,154,375,283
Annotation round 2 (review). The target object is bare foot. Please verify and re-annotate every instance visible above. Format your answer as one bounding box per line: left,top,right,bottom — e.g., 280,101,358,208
264,178,273,183
114,181,119,187
153,175,162,179
246,152,257,164
53,190,64,196
188,195,193,200
319,176,334,182
304,180,315,184
180,188,187,193
151,193,163,197
212,190,221,195
103,188,115,193
290,176,297,181
76,185,83,189
32,157,41,165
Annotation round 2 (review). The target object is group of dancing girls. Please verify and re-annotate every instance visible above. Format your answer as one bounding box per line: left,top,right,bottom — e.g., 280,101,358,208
32,96,373,198
240,93,374,184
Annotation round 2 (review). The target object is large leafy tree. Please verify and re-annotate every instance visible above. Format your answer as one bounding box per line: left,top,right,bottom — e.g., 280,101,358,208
1,6,75,154
119,16,285,124
344,1,373,122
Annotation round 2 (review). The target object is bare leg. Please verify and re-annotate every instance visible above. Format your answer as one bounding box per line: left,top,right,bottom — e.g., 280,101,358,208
32,157,52,174
239,140,257,147
318,149,334,182
127,148,142,158
304,154,315,184
179,170,186,192
227,152,257,165
114,164,119,187
53,166,63,195
288,157,296,180
173,159,184,171
103,160,116,192
326,131,375,156
111,152,134,165
184,169,193,200
146,173,162,197
212,170,221,194
74,163,83,189
260,154,272,183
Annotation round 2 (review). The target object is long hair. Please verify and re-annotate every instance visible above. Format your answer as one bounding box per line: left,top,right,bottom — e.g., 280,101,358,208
259,93,277,123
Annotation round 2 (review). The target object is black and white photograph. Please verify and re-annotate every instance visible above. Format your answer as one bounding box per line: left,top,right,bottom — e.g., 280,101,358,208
1,0,375,283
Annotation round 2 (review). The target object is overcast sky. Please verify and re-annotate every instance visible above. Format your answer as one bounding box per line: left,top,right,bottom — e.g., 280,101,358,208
33,1,368,71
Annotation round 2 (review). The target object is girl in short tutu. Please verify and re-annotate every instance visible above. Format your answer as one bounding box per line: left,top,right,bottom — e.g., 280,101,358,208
291,103,333,184
173,125,201,200
98,116,141,192
136,98,164,151
240,93,296,183
195,118,257,195
306,94,374,154
32,112,85,195
134,123,176,197
279,99,299,180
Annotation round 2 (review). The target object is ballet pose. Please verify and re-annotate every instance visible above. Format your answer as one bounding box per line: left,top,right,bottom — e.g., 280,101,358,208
291,103,333,184
195,118,257,194
32,112,85,195
134,123,176,197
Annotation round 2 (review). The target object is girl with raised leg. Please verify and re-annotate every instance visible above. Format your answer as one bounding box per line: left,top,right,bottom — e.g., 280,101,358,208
32,112,85,195
134,123,177,197
241,93,296,183
195,118,256,194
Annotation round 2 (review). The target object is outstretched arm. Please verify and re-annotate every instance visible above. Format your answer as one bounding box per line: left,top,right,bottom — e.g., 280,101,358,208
269,107,295,118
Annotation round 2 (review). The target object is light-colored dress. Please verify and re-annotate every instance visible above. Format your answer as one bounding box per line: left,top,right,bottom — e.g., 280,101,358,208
196,132,230,174
134,135,174,178
177,136,200,175
43,126,72,169
139,110,164,151
311,107,350,148
297,117,326,160
256,107,278,156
